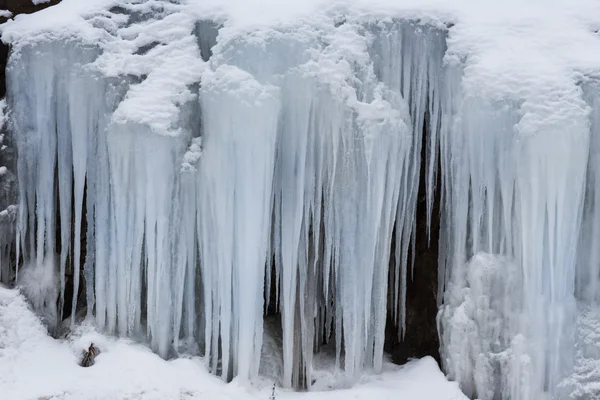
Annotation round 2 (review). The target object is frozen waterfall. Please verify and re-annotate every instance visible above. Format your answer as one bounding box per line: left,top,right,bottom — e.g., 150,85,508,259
3,0,600,398
5,11,447,389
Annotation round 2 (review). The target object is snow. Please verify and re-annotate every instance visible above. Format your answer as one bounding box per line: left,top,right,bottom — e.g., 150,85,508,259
0,286,467,400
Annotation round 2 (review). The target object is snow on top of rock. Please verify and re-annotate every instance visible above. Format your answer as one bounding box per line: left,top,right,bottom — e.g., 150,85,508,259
2,0,600,137
102,10,205,136
2,0,119,45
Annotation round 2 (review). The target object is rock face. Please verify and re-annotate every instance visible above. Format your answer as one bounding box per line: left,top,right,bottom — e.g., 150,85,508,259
395,187,441,364
0,0,61,97
80,342,100,367
385,129,442,365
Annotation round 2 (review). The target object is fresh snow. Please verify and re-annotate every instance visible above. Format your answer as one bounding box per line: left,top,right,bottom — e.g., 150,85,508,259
0,286,467,400
4,0,600,136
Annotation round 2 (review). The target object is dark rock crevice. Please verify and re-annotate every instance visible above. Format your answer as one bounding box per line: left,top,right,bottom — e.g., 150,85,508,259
385,111,442,365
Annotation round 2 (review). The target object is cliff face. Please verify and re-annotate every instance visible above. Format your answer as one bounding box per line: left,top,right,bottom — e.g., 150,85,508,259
0,0,60,97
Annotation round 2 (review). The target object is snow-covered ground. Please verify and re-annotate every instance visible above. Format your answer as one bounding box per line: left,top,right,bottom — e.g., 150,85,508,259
0,286,467,400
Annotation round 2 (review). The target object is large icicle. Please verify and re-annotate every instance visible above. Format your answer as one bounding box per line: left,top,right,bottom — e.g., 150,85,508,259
196,65,279,380
577,82,600,304
7,41,106,333
438,69,591,399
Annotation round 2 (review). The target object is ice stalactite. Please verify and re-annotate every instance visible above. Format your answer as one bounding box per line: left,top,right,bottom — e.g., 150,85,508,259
368,21,446,336
196,65,280,380
7,41,109,332
438,65,592,398
558,82,600,400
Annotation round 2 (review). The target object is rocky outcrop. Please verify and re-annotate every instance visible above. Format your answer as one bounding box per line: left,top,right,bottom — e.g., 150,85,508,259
80,342,99,367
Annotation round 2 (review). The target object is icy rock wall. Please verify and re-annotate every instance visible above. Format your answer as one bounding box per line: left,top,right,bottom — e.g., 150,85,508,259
7,40,122,331
437,69,596,398
9,1,600,396
6,7,448,390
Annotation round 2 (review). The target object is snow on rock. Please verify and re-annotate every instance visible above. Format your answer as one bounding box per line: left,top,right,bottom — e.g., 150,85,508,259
0,286,467,400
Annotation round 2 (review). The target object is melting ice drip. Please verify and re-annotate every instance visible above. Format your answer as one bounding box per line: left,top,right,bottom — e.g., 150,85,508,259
4,2,600,399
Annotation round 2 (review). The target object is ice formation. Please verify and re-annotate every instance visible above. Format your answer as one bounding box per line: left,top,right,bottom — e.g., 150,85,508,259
4,2,448,388
0,99,17,286
3,0,600,398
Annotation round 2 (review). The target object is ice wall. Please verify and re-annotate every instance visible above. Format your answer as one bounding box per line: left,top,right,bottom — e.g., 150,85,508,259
6,0,600,397
5,4,448,389
437,69,595,399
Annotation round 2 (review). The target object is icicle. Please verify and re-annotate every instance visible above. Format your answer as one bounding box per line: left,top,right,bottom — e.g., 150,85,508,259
438,66,590,398
368,21,447,336
577,82,600,304
197,64,279,380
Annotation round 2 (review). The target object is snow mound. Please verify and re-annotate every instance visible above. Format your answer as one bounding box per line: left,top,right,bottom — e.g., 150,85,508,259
0,286,467,400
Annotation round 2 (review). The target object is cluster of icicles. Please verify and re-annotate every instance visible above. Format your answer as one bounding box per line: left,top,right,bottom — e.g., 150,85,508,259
5,20,446,389
4,13,600,400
